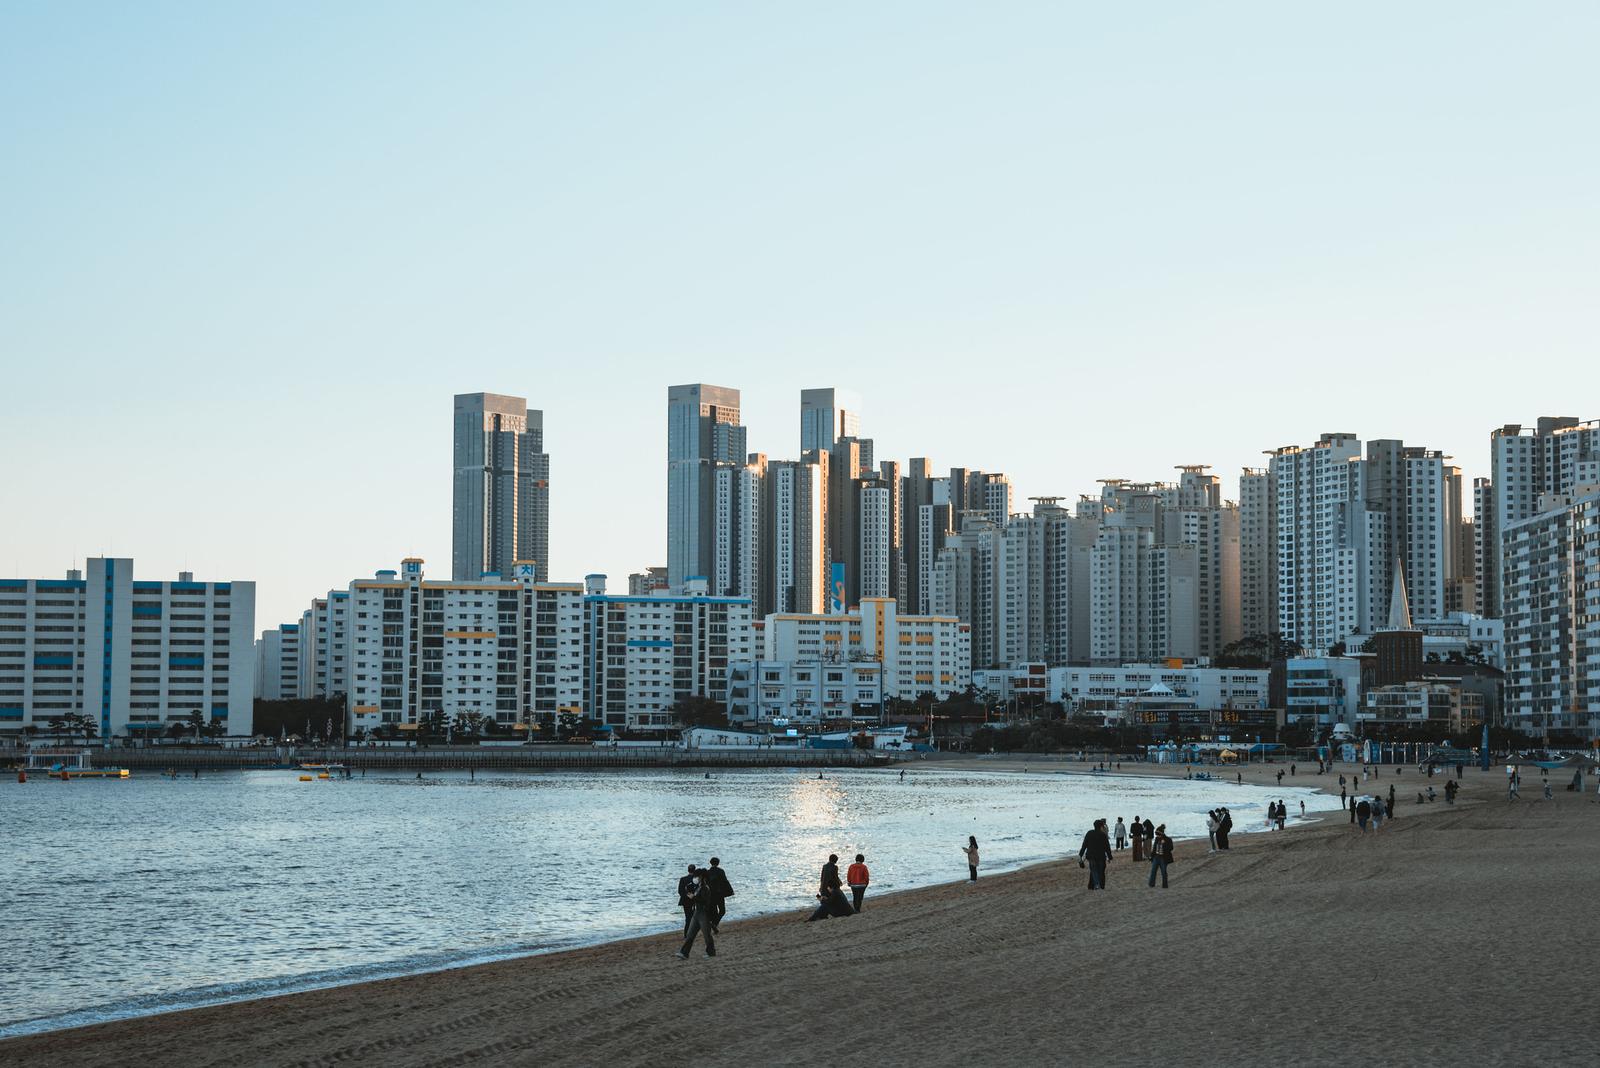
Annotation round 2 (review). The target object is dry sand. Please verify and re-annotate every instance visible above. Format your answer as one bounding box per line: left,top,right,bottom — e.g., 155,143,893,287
5,759,1594,1067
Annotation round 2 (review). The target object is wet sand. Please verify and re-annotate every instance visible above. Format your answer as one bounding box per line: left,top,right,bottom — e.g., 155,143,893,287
4,759,1592,1067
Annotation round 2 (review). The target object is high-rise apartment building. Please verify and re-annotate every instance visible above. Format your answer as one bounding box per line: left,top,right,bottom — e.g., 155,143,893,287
1501,485,1600,739
1484,417,1600,617
1270,434,1388,651
345,559,584,736
667,384,745,588
452,392,550,582
254,624,301,700
581,575,754,735
0,559,256,739
765,452,829,615
1239,467,1276,639
799,387,861,454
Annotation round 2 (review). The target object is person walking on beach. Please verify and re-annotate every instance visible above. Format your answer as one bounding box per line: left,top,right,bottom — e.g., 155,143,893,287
704,857,734,932
1340,785,1347,809
1276,770,1284,785
1349,796,1357,824
1356,798,1372,831
1370,795,1384,831
1147,825,1174,888
1131,816,1145,861
1078,819,1113,890
677,864,700,936
1275,801,1286,831
1114,817,1127,852
676,871,717,959
846,854,870,913
808,854,852,921
963,836,980,881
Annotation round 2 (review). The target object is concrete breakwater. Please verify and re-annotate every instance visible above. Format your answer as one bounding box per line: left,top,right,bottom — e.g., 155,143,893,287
3,745,879,771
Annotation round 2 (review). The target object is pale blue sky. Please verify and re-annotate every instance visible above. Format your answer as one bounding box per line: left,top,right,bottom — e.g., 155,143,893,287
3,2,1597,632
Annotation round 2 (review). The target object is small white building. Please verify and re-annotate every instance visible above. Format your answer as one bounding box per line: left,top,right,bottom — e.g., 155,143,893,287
1285,656,1365,729
1051,663,1268,711
763,597,970,700
727,658,882,726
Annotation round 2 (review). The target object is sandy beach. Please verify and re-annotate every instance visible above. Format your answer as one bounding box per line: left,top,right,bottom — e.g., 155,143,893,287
5,759,1593,1067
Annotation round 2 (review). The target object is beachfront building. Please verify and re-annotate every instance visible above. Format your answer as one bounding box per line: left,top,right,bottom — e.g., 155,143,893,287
0,559,256,740
345,559,584,736
1050,663,1269,712
1283,656,1365,730
763,597,970,701
254,624,301,700
581,576,755,736
297,591,351,699
1362,680,1485,733
452,392,550,583
1501,485,1600,738
1238,467,1276,640
726,658,883,726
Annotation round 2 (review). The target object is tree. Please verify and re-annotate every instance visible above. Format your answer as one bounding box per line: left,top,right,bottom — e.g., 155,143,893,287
186,710,205,741
451,711,485,738
671,695,728,730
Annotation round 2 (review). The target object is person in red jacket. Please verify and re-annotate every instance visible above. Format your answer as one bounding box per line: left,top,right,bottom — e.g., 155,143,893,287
846,854,870,913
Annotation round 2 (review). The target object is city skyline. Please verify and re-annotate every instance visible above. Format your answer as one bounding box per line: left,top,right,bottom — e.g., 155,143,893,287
5,4,1599,635
4,374,1591,637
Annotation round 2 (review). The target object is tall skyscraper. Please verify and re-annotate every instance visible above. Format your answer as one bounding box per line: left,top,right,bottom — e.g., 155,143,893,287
800,387,861,454
452,392,549,582
1238,467,1276,639
667,384,745,588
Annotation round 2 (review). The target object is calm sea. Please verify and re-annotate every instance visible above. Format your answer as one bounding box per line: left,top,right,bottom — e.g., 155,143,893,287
1,765,1338,1036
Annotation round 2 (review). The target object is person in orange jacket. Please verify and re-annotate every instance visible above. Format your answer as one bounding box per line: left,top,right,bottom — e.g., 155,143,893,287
846,853,870,913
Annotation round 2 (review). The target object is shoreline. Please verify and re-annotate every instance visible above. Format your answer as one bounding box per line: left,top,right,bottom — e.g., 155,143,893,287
11,760,1571,1066
1,764,1337,1040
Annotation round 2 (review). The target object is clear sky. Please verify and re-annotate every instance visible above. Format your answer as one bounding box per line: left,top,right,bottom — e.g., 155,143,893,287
3,2,1597,633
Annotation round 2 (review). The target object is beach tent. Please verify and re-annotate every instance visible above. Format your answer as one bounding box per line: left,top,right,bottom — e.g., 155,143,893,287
1217,749,1238,763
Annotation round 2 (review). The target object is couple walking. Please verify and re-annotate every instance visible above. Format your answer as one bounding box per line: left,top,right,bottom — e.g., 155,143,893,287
1079,819,1173,889
675,858,735,959
808,853,872,920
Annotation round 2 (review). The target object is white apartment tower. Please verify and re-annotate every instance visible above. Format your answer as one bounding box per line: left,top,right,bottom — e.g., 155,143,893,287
452,392,550,582
255,624,301,700
1485,417,1600,618
0,559,256,739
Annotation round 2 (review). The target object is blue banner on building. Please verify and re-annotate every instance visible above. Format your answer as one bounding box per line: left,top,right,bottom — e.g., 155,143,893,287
829,563,846,615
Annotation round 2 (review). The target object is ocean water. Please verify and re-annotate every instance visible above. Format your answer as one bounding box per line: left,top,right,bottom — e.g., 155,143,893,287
0,765,1338,1036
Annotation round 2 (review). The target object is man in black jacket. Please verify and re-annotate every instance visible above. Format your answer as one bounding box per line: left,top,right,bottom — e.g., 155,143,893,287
704,857,735,932
1077,819,1114,890
676,864,700,936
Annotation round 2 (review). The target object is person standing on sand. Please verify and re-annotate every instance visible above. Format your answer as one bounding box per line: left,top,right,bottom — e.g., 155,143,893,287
676,871,717,959
1356,798,1372,831
963,836,980,881
1147,825,1174,888
1340,785,1347,809
1114,817,1127,851
1276,801,1287,830
1205,810,1218,852
677,864,700,936
1349,797,1357,824
1078,819,1113,890
1132,816,1146,861
846,854,870,913
1216,810,1232,849
704,857,734,932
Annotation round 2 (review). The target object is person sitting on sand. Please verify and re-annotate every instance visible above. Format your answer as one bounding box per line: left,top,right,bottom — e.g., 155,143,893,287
963,836,980,881
808,854,853,921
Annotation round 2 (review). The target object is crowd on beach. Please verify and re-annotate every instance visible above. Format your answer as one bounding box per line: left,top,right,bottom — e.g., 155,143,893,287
672,754,1595,961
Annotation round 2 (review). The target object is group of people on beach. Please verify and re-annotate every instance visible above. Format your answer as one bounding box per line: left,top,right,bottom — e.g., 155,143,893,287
805,852,874,921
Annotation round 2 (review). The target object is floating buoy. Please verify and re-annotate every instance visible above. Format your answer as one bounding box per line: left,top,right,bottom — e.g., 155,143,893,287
299,775,313,782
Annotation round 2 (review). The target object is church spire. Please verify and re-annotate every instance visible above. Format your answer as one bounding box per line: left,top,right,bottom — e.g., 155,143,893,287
1388,555,1413,630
